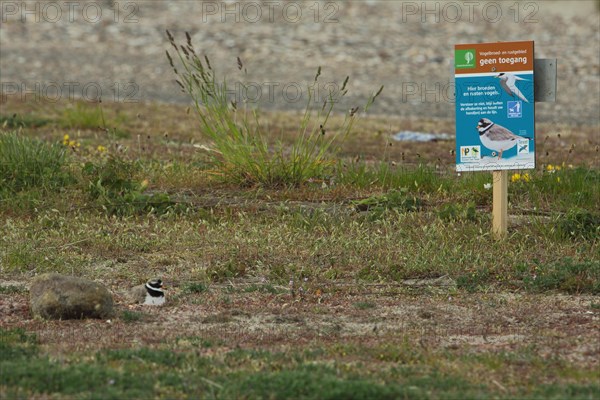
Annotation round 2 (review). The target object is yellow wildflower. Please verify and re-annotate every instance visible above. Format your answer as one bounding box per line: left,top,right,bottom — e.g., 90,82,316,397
510,173,521,182
140,179,149,189
522,173,531,182
97,145,107,153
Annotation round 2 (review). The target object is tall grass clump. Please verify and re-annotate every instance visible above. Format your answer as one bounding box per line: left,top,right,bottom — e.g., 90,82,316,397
166,30,383,187
0,131,70,196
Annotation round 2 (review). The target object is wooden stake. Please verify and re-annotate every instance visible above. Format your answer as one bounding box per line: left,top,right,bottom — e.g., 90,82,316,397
492,170,508,239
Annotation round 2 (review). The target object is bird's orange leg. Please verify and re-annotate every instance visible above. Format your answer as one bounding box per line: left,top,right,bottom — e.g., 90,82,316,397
498,150,503,160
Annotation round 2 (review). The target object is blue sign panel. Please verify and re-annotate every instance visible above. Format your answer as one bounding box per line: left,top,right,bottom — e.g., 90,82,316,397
455,41,535,171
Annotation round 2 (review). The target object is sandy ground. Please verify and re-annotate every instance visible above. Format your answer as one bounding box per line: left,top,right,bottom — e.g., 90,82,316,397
2,282,599,369
0,1,599,124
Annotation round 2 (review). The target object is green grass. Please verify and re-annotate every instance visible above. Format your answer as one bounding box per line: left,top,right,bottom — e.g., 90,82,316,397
60,102,104,129
339,162,450,193
519,167,600,211
0,50,597,399
182,282,209,294
352,188,422,213
120,310,145,323
59,102,129,134
457,258,600,294
353,301,377,310
0,284,26,294
2,327,597,399
340,164,600,214
1,199,596,287
556,208,600,240
220,365,432,399
81,156,178,216
0,100,598,399
0,113,51,129
518,259,600,294
0,131,71,194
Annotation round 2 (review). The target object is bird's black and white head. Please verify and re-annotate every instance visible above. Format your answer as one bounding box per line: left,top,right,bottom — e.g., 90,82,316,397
144,278,165,305
477,118,494,135
496,73,506,79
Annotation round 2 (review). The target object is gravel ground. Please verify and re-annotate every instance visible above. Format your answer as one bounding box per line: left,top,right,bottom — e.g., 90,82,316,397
1,0,599,125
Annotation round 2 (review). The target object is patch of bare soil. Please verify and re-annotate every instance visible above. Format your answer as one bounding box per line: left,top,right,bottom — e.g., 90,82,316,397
2,284,598,368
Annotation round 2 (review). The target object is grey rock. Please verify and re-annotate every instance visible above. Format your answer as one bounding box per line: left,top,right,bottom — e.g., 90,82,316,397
30,273,114,320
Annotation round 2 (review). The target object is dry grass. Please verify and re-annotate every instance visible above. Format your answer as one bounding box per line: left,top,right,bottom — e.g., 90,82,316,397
1,97,599,399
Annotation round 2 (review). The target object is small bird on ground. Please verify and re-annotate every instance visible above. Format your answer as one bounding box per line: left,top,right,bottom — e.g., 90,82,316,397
496,73,529,103
476,118,532,159
127,278,166,305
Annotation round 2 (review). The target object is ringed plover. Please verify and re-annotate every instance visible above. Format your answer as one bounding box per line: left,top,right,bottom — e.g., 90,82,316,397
477,118,532,160
128,278,166,305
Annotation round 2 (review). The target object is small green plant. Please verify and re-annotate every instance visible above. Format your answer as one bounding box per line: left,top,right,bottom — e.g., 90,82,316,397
243,283,282,294
206,260,246,282
518,259,600,294
182,282,208,294
288,207,332,231
0,131,71,195
166,30,383,187
121,310,145,323
556,208,600,240
0,328,38,361
456,268,492,292
437,202,477,222
81,156,176,216
353,189,422,216
0,285,27,294
353,301,376,310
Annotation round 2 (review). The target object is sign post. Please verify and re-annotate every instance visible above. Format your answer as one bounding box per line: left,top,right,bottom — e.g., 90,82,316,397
454,41,536,239
492,170,508,238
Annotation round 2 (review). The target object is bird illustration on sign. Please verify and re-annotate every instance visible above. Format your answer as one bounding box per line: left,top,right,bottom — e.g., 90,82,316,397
496,73,529,103
477,118,532,159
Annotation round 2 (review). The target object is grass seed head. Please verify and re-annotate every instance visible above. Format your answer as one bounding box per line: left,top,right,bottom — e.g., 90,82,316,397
180,45,190,58
166,50,174,68
341,76,349,91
